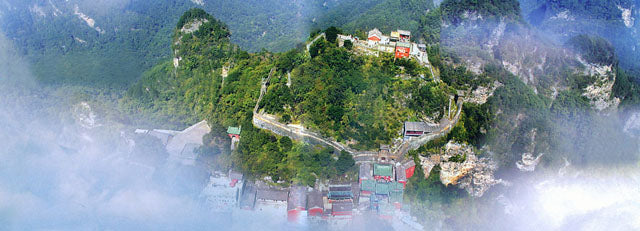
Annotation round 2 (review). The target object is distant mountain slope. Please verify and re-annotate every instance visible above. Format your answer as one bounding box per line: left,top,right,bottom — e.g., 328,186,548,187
519,0,640,70
0,0,440,88
0,0,334,88
0,0,188,88
436,0,624,103
314,0,434,39
418,0,640,174
441,0,522,23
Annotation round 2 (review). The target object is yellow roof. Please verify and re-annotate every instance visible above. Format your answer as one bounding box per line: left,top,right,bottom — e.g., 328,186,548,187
390,31,400,38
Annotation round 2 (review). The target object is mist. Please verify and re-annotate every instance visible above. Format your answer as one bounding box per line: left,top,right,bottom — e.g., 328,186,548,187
0,27,369,230
430,2,640,229
0,31,302,230
0,32,199,230
487,164,640,231
1,1,640,230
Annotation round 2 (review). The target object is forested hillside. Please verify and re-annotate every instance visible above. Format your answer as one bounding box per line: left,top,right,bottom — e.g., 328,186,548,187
117,0,640,188
424,0,639,167
0,0,333,88
314,0,435,41
521,0,637,21
0,0,190,88
3,0,638,229
0,0,452,88
441,0,522,23
121,9,373,186
396,2,640,227
261,39,450,150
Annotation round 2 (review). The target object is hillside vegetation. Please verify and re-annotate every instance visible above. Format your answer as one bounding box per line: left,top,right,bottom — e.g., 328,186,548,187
120,1,640,188
315,0,435,38
121,9,377,186
261,40,450,149
441,0,522,24
0,0,333,88
7,1,638,229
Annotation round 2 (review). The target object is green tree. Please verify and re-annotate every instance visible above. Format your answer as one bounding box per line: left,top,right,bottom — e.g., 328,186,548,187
344,40,353,50
405,164,463,203
276,50,302,72
309,39,328,58
335,150,355,174
325,26,341,43
279,136,293,152
567,34,617,65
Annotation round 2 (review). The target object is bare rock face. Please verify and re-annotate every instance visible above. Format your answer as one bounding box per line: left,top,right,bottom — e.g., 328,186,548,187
618,5,635,28
440,12,625,108
579,59,620,111
464,81,502,104
73,102,100,129
73,5,104,34
516,152,543,172
419,141,505,197
180,18,209,34
449,154,505,197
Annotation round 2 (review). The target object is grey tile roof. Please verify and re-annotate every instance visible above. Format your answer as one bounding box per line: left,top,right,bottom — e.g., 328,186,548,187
288,186,307,210
228,170,243,180
359,163,372,180
396,164,407,182
307,190,324,209
256,189,289,201
239,183,256,209
404,121,437,132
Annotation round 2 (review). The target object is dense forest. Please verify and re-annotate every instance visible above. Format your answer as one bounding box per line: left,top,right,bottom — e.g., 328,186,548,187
5,0,636,204
115,0,640,195
2,0,640,229
0,0,190,88
314,0,435,38
260,39,449,149
1,0,502,89
121,9,365,186
121,7,451,184
0,0,332,88
441,0,522,24
566,34,617,66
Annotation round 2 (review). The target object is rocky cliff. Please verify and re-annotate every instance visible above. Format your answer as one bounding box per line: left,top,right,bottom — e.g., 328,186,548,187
441,9,620,110
418,141,505,197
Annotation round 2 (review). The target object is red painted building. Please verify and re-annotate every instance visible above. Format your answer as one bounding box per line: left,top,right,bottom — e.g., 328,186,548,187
307,190,324,217
397,30,411,42
405,166,415,179
395,42,411,59
368,28,382,42
288,186,307,222
227,126,241,139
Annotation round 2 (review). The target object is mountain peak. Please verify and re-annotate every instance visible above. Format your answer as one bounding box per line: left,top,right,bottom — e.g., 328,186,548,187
175,8,230,39
176,8,214,30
